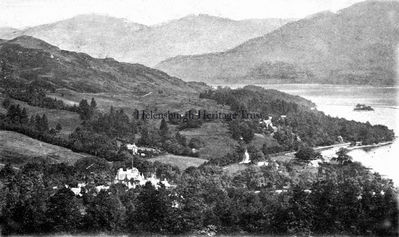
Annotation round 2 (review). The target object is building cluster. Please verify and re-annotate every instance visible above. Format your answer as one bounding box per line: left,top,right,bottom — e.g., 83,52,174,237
125,143,161,157
64,166,173,196
114,167,173,189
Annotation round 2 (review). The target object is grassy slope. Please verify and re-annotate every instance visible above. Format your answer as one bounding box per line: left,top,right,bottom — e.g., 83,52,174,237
0,130,94,166
147,154,207,170
0,95,81,138
48,88,226,115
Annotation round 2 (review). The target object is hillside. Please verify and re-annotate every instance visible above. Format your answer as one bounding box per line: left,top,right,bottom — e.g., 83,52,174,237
0,36,206,94
0,130,92,166
157,1,399,85
0,14,292,66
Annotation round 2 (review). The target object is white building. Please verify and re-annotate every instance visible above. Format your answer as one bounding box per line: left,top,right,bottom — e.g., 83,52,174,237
260,116,278,133
114,167,173,189
126,143,138,155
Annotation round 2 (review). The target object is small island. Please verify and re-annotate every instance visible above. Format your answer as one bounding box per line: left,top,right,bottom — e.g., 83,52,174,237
354,103,374,111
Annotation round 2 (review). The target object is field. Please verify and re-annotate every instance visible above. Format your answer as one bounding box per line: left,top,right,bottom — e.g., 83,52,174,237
0,130,94,166
223,163,249,176
148,154,207,170
180,121,238,160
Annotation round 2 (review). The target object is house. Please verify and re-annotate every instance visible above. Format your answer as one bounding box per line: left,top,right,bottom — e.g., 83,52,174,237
114,167,173,189
191,148,199,154
126,143,138,155
257,161,269,167
260,116,278,133
260,116,273,127
125,143,160,157
68,183,109,196
115,167,143,181
69,183,86,196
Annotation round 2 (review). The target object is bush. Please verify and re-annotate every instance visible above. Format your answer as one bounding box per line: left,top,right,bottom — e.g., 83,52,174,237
295,146,320,161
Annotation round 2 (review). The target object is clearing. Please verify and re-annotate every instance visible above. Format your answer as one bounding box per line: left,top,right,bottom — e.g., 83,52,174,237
0,130,94,166
148,154,207,170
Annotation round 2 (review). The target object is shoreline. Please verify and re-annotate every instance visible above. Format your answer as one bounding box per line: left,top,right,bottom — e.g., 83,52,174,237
346,140,394,151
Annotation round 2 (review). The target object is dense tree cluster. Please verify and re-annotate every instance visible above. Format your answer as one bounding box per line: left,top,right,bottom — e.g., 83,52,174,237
0,155,397,236
202,86,394,150
207,146,245,166
228,120,256,143
1,101,57,136
70,107,200,160
6,83,69,110
4,83,98,121
167,109,203,130
294,145,321,162
276,110,394,146
200,86,305,115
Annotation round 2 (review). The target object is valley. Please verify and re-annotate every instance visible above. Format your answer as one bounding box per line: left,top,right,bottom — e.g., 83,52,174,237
0,1,398,236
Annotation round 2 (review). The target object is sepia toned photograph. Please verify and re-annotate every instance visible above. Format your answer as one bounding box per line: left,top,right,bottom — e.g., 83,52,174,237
0,0,398,236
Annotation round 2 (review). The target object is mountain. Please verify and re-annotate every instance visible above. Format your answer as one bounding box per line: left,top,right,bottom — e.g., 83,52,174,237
0,27,19,38
0,14,148,61
0,36,206,94
0,14,292,66
156,1,399,85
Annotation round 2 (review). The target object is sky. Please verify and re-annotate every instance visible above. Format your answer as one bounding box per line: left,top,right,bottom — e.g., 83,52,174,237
0,0,369,28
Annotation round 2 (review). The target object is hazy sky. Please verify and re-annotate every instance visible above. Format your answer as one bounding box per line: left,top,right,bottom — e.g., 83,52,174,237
0,0,367,28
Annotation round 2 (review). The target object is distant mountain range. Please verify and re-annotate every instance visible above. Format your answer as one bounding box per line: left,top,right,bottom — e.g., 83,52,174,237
0,14,292,66
157,1,399,86
0,36,206,94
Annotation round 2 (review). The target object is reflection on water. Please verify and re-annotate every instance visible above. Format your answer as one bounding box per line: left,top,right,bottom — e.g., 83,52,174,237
220,84,399,185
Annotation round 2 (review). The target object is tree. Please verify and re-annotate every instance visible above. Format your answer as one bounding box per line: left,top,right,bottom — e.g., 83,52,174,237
29,115,35,126
241,123,254,144
79,99,92,120
56,123,62,132
138,126,151,146
175,132,187,146
49,128,57,136
248,145,265,163
21,108,28,124
34,114,42,131
45,188,82,232
130,182,173,232
41,114,49,132
295,146,320,162
159,118,169,140
90,97,97,109
6,104,22,123
189,137,204,149
84,190,125,231
331,148,352,165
